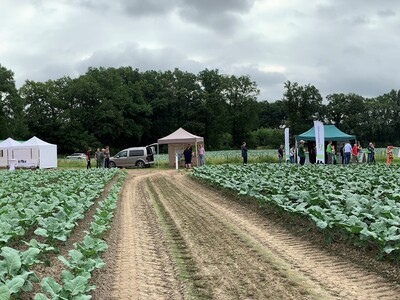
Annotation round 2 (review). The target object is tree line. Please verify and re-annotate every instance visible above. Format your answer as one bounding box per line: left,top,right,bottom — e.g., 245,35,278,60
1,64,399,154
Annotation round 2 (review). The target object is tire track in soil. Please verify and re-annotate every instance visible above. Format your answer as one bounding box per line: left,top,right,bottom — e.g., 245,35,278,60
147,173,322,300
104,170,400,299
169,173,400,300
110,172,184,300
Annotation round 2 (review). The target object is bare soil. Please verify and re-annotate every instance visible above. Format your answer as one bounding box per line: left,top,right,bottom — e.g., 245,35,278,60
91,169,400,300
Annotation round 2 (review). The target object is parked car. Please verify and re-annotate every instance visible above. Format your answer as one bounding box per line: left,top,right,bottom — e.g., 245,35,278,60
110,145,155,168
65,153,87,160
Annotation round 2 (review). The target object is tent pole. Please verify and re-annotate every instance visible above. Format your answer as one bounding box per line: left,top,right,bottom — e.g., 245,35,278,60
195,141,198,166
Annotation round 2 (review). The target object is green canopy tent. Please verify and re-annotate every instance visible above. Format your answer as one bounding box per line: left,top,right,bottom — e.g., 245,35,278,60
296,125,356,142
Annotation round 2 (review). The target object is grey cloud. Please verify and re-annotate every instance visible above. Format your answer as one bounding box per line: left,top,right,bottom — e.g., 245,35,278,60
11,54,76,87
75,43,203,75
342,46,364,56
67,0,177,16
177,0,255,33
377,9,396,18
67,0,110,11
121,0,176,16
227,66,287,101
351,15,370,26
181,0,254,14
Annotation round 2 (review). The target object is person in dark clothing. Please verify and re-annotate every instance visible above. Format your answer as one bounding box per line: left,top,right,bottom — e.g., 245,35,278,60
86,147,92,169
278,145,284,163
104,146,110,168
183,144,193,168
308,143,316,164
367,142,375,163
340,145,345,164
241,142,248,166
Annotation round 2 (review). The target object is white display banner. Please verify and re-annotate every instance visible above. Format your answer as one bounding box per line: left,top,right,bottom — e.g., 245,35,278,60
284,128,290,162
314,121,325,163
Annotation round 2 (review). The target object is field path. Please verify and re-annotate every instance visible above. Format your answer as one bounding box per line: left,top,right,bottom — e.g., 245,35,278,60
93,169,400,299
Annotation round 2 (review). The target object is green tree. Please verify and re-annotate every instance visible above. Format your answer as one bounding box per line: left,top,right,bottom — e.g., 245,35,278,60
225,74,259,147
0,64,27,139
19,78,70,145
325,93,366,142
282,81,324,135
197,69,230,150
258,100,285,129
249,128,284,148
365,90,400,146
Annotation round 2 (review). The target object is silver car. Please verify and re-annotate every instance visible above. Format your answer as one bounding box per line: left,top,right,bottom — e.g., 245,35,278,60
109,146,155,168
66,153,86,160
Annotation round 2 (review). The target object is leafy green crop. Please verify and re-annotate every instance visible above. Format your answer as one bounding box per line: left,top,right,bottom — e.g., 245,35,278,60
192,163,400,258
0,246,41,298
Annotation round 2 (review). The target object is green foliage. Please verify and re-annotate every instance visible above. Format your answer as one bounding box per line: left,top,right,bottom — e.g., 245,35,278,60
0,247,40,298
0,64,27,139
249,128,284,148
192,163,400,259
2,64,400,152
0,169,117,247
282,81,324,135
34,271,94,300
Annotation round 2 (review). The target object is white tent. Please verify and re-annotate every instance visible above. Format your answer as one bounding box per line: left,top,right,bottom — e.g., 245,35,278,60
157,128,204,167
0,138,22,168
17,136,58,169
0,136,57,169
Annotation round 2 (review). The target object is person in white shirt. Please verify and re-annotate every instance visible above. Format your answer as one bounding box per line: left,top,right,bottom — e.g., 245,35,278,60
343,141,352,164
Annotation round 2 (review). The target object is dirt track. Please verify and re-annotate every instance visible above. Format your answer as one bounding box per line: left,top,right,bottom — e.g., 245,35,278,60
92,169,400,300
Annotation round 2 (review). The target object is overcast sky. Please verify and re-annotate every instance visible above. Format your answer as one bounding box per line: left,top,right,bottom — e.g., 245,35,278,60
1,0,399,101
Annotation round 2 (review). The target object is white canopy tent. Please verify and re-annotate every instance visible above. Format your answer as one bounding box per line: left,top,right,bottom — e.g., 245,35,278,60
18,136,57,169
157,128,204,167
0,136,57,169
0,138,22,168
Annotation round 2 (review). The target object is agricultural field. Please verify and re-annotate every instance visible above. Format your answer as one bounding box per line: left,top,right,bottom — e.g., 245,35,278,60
0,168,124,300
2,164,400,299
192,163,400,259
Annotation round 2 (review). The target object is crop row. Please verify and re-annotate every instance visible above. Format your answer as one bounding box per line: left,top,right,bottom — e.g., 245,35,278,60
0,170,125,299
0,169,117,246
191,163,400,258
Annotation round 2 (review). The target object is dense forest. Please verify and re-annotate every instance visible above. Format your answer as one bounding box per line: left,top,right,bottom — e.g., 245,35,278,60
1,64,399,153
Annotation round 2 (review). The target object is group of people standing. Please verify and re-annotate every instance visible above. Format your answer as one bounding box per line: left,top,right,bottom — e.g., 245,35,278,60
341,141,376,164
182,143,206,168
275,140,386,166
86,146,111,169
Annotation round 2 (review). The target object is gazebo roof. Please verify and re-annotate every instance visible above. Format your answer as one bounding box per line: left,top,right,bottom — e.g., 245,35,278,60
297,125,356,141
158,128,204,145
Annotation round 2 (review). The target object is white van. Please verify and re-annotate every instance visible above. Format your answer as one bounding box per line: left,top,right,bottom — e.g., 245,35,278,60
109,145,155,168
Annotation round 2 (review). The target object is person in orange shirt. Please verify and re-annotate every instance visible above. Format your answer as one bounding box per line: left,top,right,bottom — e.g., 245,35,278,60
352,143,358,163
386,146,394,165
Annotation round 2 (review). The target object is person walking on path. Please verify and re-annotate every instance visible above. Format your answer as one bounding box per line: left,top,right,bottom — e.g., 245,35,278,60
241,142,248,166
298,140,306,165
278,145,284,163
198,144,205,166
86,147,92,169
344,141,352,164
